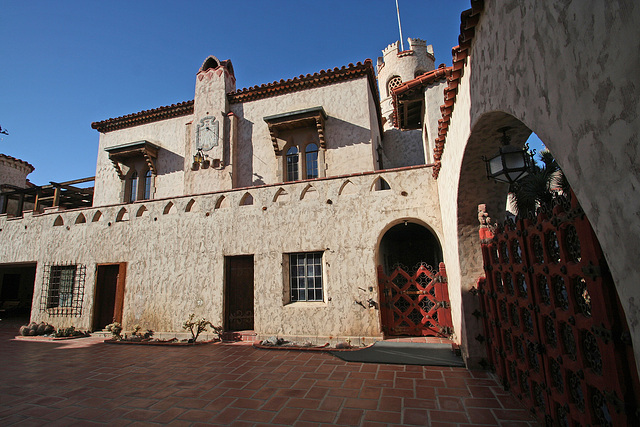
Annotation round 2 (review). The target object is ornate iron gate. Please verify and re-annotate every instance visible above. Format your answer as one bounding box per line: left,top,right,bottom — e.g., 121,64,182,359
477,194,640,425
378,262,453,337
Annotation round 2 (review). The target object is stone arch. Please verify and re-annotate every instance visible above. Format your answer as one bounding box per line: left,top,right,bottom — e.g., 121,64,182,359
200,55,220,72
116,207,129,222
215,195,229,209
91,211,103,222
370,176,391,192
185,198,199,212
136,205,148,218
163,201,176,215
74,213,86,224
300,184,318,200
338,180,357,196
239,192,254,206
53,215,64,227
273,188,289,203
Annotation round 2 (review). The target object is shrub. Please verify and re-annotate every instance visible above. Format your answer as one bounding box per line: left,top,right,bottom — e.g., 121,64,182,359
182,314,222,343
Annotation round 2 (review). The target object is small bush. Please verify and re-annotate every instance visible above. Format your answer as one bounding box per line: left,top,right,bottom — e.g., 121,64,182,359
182,314,222,343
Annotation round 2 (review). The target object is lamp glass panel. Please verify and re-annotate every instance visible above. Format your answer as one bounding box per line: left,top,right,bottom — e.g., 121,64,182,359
489,155,504,175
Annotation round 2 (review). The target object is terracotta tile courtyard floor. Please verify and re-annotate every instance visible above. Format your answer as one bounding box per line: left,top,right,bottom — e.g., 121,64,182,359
0,319,541,426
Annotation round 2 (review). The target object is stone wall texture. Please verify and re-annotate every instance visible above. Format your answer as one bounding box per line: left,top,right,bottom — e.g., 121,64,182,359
0,166,441,344
437,0,640,369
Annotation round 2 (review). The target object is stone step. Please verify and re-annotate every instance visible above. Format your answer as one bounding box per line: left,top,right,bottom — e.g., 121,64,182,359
221,330,257,342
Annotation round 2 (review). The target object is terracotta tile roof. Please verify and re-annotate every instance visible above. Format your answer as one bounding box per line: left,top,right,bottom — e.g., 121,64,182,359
91,60,383,135
0,154,35,173
391,65,452,129
432,0,484,178
228,60,379,104
91,100,194,133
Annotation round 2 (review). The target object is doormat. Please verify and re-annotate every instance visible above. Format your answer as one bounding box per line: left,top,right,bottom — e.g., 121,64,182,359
330,341,465,367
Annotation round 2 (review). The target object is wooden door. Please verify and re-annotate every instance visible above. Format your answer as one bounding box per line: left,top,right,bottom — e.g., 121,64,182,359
93,263,126,331
225,256,254,331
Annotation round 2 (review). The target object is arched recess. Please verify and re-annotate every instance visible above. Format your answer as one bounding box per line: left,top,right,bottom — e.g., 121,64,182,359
300,184,318,200
371,177,391,192
116,207,129,222
239,192,254,206
92,211,103,222
338,180,357,196
377,220,443,275
215,195,229,209
163,202,176,215
273,188,289,203
185,199,199,213
136,205,148,218
75,213,86,224
53,215,64,227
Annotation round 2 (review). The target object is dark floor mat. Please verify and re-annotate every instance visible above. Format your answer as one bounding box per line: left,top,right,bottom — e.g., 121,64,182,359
330,341,465,367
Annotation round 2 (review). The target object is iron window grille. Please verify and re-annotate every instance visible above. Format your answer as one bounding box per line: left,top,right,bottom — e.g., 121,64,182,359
290,252,323,302
40,263,85,316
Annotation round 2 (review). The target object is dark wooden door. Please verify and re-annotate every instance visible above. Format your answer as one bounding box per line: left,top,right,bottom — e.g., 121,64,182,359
93,264,126,331
225,256,254,331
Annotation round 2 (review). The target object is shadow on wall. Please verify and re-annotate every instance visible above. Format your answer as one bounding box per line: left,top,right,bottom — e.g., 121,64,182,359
325,117,376,150
382,128,426,168
156,149,185,176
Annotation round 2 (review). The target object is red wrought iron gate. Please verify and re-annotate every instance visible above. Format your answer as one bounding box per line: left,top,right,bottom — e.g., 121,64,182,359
476,194,640,425
378,262,453,337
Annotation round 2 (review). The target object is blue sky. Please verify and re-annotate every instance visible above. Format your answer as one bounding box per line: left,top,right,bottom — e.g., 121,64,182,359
1,0,535,185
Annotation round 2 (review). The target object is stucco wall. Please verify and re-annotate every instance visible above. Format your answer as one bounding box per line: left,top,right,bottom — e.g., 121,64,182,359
0,166,442,343
230,78,378,188
93,116,192,206
0,155,32,188
438,0,640,368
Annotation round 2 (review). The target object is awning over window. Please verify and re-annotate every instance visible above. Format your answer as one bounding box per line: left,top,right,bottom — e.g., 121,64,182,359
264,107,327,154
105,140,159,179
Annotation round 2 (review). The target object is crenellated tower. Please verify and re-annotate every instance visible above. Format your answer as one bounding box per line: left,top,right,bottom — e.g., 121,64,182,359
377,38,435,130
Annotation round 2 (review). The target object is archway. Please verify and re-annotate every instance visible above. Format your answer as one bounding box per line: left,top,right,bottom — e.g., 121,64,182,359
377,221,451,337
378,221,442,275
454,111,640,424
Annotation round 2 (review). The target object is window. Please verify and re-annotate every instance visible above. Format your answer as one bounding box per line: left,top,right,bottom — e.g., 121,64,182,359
129,172,138,203
40,263,86,315
47,265,76,308
387,75,402,96
305,143,318,179
143,170,152,200
286,146,299,181
290,252,323,302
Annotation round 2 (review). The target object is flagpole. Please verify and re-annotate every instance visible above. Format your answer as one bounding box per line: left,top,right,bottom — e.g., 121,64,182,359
396,0,404,51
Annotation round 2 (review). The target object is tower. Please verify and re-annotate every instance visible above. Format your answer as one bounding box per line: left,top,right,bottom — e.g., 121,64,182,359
377,38,435,130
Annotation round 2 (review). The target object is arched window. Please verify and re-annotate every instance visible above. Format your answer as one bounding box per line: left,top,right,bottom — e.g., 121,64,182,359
129,172,138,203
387,75,402,96
286,146,299,182
143,170,152,200
305,144,319,179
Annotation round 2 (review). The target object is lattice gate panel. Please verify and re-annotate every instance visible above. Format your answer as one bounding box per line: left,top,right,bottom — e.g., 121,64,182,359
378,262,453,337
478,194,640,426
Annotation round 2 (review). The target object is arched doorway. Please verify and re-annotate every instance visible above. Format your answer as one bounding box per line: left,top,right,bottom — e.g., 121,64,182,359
377,221,452,337
378,221,442,275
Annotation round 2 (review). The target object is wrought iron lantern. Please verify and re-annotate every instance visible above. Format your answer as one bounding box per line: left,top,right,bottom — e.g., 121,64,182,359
483,127,534,184
193,148,205,164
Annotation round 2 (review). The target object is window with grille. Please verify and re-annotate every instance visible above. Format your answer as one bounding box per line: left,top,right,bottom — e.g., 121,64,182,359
40,263,85,316
387,75,402,96
290,252,323,302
